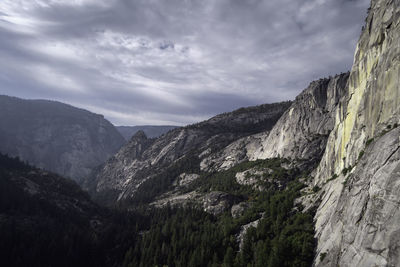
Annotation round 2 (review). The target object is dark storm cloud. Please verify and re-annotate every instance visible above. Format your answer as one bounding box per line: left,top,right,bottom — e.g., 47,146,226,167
0,0,370,125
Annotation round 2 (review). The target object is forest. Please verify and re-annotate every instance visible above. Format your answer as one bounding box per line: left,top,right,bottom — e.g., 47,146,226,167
0,154,315,267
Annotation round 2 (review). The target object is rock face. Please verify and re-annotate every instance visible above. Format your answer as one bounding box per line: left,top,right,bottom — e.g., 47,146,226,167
92,102,291,204
91,130,155,198
250,73,349,162
235,167,274,190
0,95,125,183
175,173,201,187
311,0,400,266
237,218,261,251
200,133,265,172
202,191,239,216
231,202,251,218
314,0,400,182
315,127,400,267
200,73,349,172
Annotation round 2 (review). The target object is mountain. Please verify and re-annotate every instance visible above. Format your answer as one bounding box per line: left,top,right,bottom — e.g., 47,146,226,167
0,95,125,183
89,101,292,205
116,125,178,140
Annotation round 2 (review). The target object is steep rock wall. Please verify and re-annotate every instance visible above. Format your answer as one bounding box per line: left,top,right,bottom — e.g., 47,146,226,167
315,0,400,182
200,73,349,173
250,73,349,162
312,0,400,266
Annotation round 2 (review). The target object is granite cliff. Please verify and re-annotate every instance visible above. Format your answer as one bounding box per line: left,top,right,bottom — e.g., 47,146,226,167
310,0,400,266
200,72,349,172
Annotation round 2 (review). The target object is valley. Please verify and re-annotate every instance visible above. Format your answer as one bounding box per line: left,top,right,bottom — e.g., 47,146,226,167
0,0,399,266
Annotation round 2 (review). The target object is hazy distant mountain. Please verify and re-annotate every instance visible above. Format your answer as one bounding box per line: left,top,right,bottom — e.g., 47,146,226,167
116,125,178,140
0,95,125,182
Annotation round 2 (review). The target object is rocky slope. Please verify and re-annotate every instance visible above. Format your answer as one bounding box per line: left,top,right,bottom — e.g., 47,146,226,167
310,0,400,266
0,95,125,182
91,102,291,204
200,72,349,172
116,125,178,140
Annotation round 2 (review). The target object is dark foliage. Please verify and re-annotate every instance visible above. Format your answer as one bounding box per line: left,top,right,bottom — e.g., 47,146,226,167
0,154,315,267
122,159,316,267
0,154,144,267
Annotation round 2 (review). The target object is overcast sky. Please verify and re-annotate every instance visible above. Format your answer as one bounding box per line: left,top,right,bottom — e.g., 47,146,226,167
0,0,370,126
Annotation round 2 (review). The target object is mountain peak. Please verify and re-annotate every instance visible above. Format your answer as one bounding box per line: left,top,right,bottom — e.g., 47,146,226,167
132,130,147,140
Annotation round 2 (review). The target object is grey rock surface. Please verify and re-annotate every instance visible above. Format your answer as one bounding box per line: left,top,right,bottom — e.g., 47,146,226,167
231,202,251,219
311,0,400,265
237,218,261,251
235,167,274,191
314,127,400,267
151,190,201,208
200,133,264,172
250,73,349,162
89,130,155,197
175,173,201,187
200,73,349,172
202,191,239,216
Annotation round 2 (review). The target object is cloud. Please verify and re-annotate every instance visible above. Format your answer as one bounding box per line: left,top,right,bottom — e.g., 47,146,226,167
0,0,370,126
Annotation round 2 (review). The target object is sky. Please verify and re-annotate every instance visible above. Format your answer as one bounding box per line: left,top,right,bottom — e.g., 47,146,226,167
0,0,370,126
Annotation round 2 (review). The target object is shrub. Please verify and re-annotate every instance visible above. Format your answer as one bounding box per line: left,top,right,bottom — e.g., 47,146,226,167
366,138,374,146
312,185,321,193
358,150,365,160
327,174,338,182
320,252,327,262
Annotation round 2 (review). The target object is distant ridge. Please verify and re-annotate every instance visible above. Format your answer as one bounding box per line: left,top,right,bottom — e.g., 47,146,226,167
116,125,178,140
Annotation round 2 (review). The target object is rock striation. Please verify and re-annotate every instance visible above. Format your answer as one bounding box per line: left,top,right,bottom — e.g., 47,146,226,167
0,95,125,183
251,73,349,162
311,0,400,265
200,73,349,172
